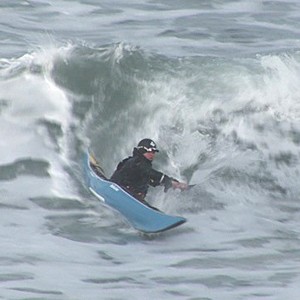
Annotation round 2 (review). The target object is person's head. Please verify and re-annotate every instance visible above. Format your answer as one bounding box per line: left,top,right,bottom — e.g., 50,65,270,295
136,138,159,161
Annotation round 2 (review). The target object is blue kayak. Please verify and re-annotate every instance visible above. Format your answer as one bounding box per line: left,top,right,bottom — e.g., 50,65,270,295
83,150,186,233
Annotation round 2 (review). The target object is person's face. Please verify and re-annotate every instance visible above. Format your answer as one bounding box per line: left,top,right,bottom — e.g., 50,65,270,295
143,150,156,161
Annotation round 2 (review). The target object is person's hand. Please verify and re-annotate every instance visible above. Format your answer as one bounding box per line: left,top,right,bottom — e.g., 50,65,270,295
171,180,189,191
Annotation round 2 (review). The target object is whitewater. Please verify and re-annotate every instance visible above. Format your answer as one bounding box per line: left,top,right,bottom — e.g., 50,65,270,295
1,1,300,299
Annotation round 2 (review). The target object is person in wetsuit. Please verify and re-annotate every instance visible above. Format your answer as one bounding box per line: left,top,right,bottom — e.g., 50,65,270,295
110,138,188,208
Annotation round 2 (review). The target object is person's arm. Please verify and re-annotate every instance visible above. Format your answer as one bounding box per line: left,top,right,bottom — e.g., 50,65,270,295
160,174,189,192
147,166,189,191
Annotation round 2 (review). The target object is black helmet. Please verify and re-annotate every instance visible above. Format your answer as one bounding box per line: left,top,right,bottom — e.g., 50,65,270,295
137,138,159,152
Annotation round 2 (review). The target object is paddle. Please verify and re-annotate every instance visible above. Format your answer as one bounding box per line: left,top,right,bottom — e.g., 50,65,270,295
89,152,107,179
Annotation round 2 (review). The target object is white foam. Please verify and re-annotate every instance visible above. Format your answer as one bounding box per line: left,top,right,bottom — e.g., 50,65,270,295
0,45,77,198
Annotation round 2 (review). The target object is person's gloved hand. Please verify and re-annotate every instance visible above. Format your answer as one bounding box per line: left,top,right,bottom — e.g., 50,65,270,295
171,180,189,191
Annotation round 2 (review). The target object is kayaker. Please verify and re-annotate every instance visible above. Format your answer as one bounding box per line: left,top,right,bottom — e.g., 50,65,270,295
110,138,188,207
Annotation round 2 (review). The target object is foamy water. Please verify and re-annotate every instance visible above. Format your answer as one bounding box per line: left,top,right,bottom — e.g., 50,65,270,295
1,1,300,299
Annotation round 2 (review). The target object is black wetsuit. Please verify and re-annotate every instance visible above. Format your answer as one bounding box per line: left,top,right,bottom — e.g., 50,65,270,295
110,148,173,204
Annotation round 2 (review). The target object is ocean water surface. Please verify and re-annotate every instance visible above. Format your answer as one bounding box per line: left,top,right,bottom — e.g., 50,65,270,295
1,0,300,299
